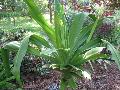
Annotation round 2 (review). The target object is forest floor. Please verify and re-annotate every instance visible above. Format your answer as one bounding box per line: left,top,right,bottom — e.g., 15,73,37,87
22,60,120,90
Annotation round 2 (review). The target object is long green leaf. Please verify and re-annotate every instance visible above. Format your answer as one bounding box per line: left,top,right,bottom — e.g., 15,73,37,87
57,48,69,66
69,23,94,57
77,39,101,54
54,0,64,48
23,0,56,45
12,34,31,86
69,13,88,48
4,41,41,57
4,41,20,51
87,18,103,43
85,53,108,61
71,24,92,52
30,34,51,48
84,47,105,59
102,39,120,69
70,55,84,67
10,33,51,86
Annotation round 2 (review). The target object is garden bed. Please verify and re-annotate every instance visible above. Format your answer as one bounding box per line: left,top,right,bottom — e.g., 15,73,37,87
23,61,120,90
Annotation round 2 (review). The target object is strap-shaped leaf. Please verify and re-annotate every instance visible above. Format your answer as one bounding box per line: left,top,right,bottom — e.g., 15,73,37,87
4,34,50,56
54,0,68,48
70,55,84,67
70,24,92,52
12,34,31,86
85,53,108,61
56,48,70,66
30,34,51,48
54,0,63,48
4,41,20,51
23,0,56,44
9,33,50,86
84,47,105,59
86,17,103,43
69,23,94,57
4,41,41,57
102,39,120,69
77,39,101,54
40,48,56,56
69,13,88,48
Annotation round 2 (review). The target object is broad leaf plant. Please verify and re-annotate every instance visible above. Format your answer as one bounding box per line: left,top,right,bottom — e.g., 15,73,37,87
1,0,120,89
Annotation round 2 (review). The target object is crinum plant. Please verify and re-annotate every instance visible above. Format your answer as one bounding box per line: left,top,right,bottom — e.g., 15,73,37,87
1,0,120,90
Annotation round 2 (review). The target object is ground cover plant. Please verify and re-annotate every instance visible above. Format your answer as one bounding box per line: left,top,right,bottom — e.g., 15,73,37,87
0,0,120,90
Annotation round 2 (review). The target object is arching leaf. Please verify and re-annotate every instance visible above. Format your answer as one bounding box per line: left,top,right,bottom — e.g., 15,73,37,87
102,39,120,69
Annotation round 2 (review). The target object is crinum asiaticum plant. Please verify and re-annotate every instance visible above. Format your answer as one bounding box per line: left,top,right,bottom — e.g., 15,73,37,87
2,0,120,89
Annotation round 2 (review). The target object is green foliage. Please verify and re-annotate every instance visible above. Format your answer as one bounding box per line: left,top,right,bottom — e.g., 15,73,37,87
0,75,16,90
0,17,41,33
24,0,55,44
0,48,16,89
1,0,120,90
102,39,120,69
1,48,11,77
12,34,30,86
110,10,120,46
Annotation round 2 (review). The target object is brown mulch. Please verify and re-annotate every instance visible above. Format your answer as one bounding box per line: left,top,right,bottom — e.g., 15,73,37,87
23,70,61,90
23,61,120,90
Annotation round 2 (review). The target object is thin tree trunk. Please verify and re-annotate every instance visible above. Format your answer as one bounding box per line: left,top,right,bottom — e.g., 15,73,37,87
11,6,15,26
48,0,53,23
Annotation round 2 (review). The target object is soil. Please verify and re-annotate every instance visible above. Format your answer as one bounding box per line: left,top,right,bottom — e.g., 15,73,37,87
23,60,120,90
